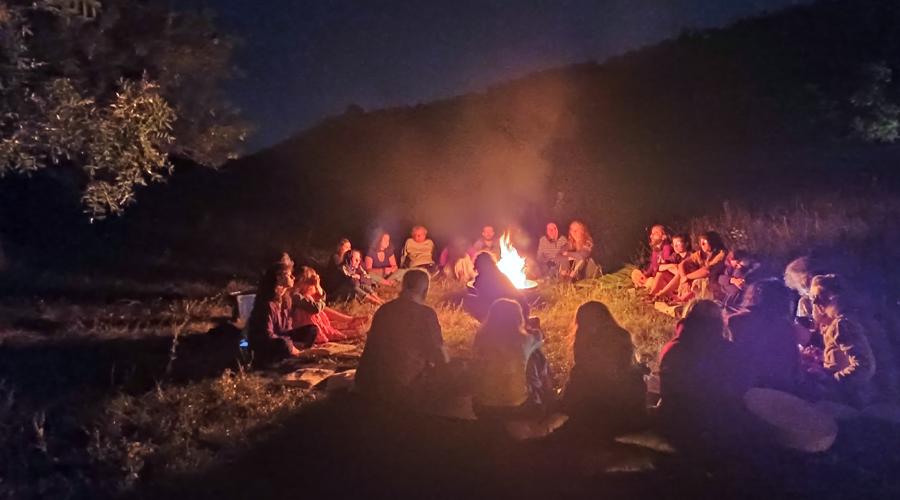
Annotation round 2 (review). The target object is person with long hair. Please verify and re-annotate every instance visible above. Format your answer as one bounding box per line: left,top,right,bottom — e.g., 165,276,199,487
808,274,880,407
291,266,368,344
246,262,318,363
340,249,384,305
364,231,400,285
464,251,529,321
562,301,647,435
560,220,598,282
632,224,672,289
323,238,353,296
472,299,553,419
657,300,747,451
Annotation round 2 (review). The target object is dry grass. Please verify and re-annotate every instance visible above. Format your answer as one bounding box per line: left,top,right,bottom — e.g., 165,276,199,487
4,193,898,498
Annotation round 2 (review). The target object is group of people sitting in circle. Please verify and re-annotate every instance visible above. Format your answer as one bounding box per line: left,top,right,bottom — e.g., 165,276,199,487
245,220,899,454
630,224,756,306
317,221,600,307
632,224,899,449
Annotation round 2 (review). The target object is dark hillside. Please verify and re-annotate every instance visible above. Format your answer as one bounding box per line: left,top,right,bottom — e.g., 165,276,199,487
6,0,900,270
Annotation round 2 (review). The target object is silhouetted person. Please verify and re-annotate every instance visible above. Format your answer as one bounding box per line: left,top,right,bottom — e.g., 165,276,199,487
658,300,748,453
355,269,447,405
472,298,553,419
562,301,647,436
465,252,529,322
727,278,802,393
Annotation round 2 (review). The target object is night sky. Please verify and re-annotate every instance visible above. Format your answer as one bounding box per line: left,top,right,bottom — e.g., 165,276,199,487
196,0,811,152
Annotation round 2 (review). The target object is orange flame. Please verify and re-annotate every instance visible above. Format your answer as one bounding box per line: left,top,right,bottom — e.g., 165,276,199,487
497,231,529,289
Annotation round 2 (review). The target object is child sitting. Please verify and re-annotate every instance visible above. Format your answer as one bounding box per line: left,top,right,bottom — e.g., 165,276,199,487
338,249,385,305
292,266,368,343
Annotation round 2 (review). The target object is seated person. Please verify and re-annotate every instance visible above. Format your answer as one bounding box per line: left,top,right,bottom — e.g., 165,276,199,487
439,236,476,283
340,249,384,305
807,274,878,407
536,222,568,278
323,238,352,295
648,232,691,298
560,220,600,281
468,225,501,261
631,224,673,289
464,251,529,322
364,231,400,285
654,231,727,302
355,269,448,405
472,298,554,420
718,250,760,308
292,266,368,343
562,301,647,436
784,256,823,332
401,225,436,272
246,262,318,362
658,300,750,453
726,279,801,393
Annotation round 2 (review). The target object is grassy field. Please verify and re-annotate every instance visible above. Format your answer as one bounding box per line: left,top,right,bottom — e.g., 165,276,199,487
3,192,899,498
0,267,671,498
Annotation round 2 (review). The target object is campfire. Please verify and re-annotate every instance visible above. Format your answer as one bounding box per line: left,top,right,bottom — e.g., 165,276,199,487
497,231,538,290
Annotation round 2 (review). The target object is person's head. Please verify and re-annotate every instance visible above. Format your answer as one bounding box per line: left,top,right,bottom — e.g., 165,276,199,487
573,301,634,362
276,251,294,269
473,251,498,275
295,266,321,294
401,268,431,302
672,233,691,254
569,220,592,248
480,298,527,342
545,222,559,241
411,225,428,243
372,231,391,252
784,256,818,295
258,262,295,303
649,224,668,247
741,278,791,315
336,238,351,256
679,299,725,342
810,274,846,325
698,231,725,255
344,249,363,269
481,225,495,241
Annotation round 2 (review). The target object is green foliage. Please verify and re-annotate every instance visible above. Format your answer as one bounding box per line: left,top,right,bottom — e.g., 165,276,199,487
0,0,248,217
850,62,900,143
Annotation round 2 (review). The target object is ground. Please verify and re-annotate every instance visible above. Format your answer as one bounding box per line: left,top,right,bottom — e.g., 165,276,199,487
2,266,900,499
